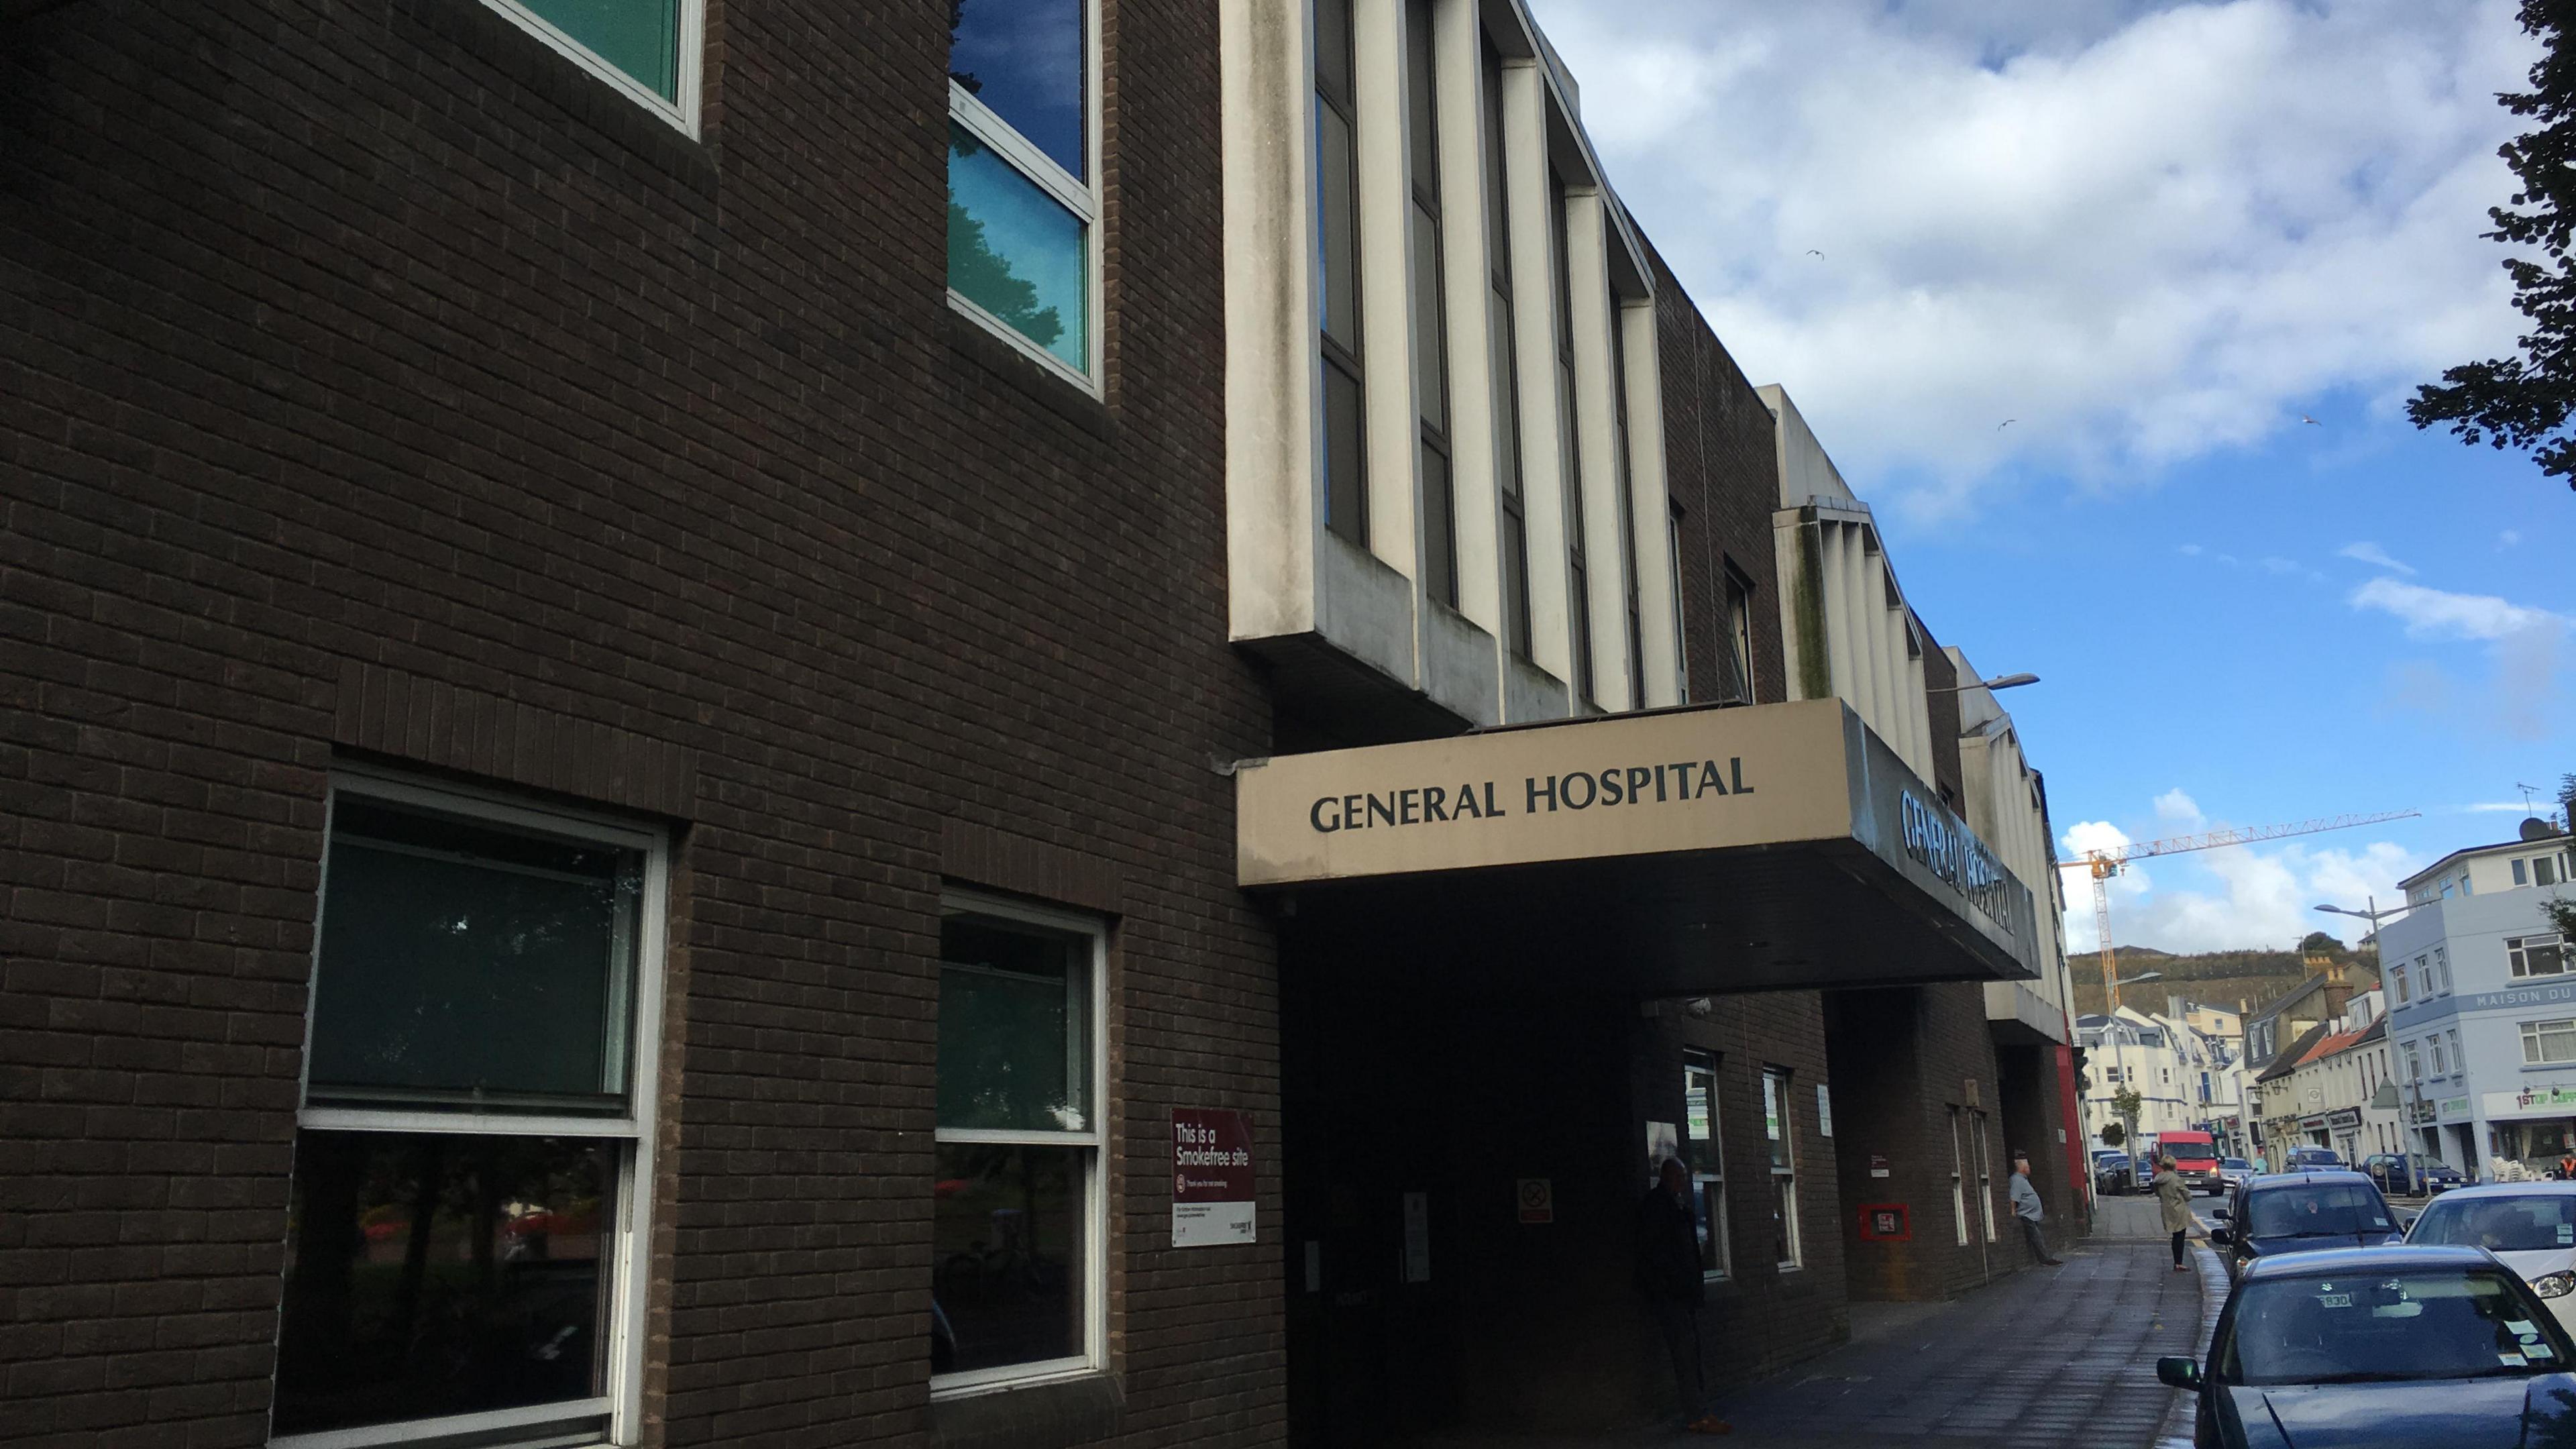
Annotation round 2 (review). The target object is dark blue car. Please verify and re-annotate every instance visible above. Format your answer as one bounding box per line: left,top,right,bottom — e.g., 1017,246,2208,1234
2157,1244,2576,1448
2214,1171,2400,1282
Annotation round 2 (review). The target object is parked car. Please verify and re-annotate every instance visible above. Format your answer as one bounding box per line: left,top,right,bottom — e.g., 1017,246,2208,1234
2156,1245,2576,1447
2094,1152,2140,1196
2405,1183,2576,1336
2282,1145,2345,1171
2216,1157,2256,1193
2363,1152,2422,1196
2212,1171,2401,1281
2423,1160,2469,1194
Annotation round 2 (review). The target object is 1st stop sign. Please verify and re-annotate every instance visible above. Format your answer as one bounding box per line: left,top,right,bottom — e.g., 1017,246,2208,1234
1171,1108,1254,1246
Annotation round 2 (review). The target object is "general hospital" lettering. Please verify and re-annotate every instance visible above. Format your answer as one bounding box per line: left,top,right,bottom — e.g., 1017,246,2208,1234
1307,758,1754,833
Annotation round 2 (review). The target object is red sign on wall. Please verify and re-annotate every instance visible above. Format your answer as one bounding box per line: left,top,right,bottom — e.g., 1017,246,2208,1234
1172,1108,1255,1246
1858,1203,1911,1242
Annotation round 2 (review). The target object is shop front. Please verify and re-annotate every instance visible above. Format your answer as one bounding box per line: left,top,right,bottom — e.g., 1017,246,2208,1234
1239,699,2041,1442
2483,1086,2576,1177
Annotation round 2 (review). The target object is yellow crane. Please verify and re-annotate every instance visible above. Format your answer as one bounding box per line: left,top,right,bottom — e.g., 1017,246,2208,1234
2057,810,2421,1015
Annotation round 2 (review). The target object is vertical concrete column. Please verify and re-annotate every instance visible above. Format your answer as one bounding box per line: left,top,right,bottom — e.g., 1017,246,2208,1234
1502,58,1572,692
1621,299,1682,708
1902,644,1930,779
1432,0,1501,647
1837,526,1877,723
1354,0,1421,581
1562,186,1629,710
1218,0,1322,642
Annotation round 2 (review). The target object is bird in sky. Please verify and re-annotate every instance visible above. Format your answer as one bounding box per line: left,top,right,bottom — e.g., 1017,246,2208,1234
1805,249,1823,257
1998,419,2015,430
2300,414,2322,426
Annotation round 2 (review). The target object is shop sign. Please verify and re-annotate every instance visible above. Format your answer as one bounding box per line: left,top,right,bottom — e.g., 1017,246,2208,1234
2300,1116,2328,1131
1868,1153,1890,1179
1517,1179,1554,1225
1858,1203,1911,1242
2324,1108,2362,1130
2440,1097,2471,1122
1900,791,2016,934
1817,1083,1835,1138
1171,1108,1255,1247
2487,1085,2576,1118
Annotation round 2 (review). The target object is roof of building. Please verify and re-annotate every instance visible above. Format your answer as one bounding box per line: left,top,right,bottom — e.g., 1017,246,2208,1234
2256,1020,2331,1083
2400,832,2568,891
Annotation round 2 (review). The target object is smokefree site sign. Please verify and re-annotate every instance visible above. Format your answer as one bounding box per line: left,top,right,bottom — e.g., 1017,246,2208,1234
1172,1108,1255,1247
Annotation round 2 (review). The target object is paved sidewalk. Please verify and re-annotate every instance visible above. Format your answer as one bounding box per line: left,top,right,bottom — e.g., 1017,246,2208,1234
1401,1195,2209,1448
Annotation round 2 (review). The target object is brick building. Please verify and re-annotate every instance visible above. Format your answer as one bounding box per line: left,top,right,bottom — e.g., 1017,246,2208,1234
1,1,2078,1448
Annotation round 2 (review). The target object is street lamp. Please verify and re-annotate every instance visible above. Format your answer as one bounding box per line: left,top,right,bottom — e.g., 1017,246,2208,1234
2106,969,2163,1152
1931,672,2040,694
2315,897,2410,934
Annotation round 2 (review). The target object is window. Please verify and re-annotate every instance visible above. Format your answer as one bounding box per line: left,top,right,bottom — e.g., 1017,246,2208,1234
2431,1034,2449,1076
1974,1114,1996,1243
1684,1055,1729,1279
1550,171,1594,702
2392,965,2408,1004
1406,0,1457,607
2449,1030,2465,1076
2512,934,2568,979
1610,299,1646,710
1483,40,1531,658
2543,856,2562,888
485,0,702,129
1312,0,1368,540
1723,563,1756,704
932,894,1106,1389
2517,858,2531,886
2405,1041,2421,1083
2432,947,2449,994
950,0,1098,383
1666,508,1690,702
1762,1068,1800,1268
1947,1108,1968,1246
2524,1019,2576,1065
276,772,666,1449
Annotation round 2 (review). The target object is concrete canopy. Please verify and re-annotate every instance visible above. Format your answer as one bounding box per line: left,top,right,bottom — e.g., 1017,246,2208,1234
1236,698,2043,996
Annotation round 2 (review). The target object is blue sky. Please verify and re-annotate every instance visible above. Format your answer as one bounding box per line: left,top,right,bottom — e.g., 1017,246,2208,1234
1529,0,2575,952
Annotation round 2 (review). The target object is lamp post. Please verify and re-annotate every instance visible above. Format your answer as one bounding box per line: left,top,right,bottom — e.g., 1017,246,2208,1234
1931,672,2040,694
2108,969,2162,1150
2314,897,2410,936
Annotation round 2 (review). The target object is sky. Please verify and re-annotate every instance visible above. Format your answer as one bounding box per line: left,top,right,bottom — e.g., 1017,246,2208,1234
1527,0,2576,955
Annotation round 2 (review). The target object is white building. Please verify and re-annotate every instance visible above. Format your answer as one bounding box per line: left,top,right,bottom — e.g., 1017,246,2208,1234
2381,825,2576,1178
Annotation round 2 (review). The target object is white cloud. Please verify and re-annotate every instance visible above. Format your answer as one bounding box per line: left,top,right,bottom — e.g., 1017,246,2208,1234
1528,0,2532,520
2502,529,2525,549
2464,801,2538,812
2153,788,2204,826
2178,543,2205,557
2058,815,2421,953
2337,541,2418,575
2349,577,2564,641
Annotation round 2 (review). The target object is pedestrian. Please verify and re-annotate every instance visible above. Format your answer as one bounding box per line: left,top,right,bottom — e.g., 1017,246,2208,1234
2008,1152,2062,1266
2151,1154,2194,1273
1636,1157,1731,1436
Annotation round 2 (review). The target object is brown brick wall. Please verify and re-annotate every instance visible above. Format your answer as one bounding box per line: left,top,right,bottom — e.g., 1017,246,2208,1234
0,3,1281,1448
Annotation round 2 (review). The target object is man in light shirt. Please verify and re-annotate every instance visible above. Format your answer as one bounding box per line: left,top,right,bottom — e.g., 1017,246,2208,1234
2010,1152,2062,1266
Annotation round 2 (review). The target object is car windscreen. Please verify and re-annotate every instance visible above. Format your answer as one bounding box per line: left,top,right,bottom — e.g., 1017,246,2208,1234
2412,1195,2576,1253
2223,1159,2253,1171
2217,1269,2572,1385
2169,1146,2218,1165
2245,1183,2394,1238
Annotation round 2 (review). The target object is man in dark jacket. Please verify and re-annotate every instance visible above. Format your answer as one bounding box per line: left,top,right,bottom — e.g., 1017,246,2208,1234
1638,1157,1730,1434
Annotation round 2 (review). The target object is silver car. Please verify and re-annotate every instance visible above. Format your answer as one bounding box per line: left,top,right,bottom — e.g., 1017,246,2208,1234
2217,1157,2256,1193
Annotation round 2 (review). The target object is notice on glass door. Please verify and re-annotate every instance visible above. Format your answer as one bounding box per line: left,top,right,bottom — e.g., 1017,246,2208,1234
1172,1108,1256,1246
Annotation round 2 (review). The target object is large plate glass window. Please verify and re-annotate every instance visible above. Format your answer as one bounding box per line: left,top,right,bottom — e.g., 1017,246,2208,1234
1762,1068,1799,1268
932,894,1106,1390
1683,1053,1728,1278
480,0,704,131
949,0,1099,382
274,773,666,1449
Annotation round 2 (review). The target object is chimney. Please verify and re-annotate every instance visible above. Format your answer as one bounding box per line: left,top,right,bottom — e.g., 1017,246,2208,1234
2314,950,2352,1025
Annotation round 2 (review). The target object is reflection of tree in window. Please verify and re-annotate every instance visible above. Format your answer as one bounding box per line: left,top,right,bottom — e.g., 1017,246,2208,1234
949,131,1065,352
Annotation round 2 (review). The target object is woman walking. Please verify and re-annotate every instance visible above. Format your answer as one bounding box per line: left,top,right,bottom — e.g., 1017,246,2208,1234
2151,1155,2193,1272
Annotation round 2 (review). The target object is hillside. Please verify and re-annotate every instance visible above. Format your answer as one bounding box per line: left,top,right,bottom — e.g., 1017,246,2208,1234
2067,942,2380,1020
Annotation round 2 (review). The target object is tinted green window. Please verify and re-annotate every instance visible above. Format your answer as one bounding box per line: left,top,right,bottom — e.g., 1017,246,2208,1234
938,916,1092,1133
949,125,1088,371
521,0,681,100
309,799,643,1111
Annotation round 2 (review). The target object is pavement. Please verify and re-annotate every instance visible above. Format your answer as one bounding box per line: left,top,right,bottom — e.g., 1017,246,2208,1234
1399,1195,2216,1449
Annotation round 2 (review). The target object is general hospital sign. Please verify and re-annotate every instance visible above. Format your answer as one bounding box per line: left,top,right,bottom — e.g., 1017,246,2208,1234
1305,757,1760,834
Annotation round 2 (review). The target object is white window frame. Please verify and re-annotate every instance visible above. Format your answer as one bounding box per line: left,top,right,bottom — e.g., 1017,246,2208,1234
2513,933,2568,979
2433,947,2450,994
2449,1029,2465,1077
1974,1113,1996,1244
1763,1068,1801,1269
1684,1055,1729,1280
928,890,1111,1399
2524,1019,2576,1066
279,767,669,1449
945,0,1106,393
480,0,707,136
2392,965,2409,1004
